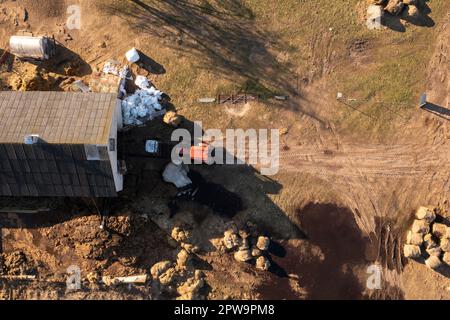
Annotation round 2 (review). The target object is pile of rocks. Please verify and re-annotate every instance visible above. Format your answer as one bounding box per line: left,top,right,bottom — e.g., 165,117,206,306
403,206,450,271
150,249,206,300
222,226,272,271
368,0,421,18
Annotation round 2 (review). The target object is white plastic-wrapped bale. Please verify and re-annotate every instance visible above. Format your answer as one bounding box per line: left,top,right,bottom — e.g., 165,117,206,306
440,238,450,252
425,256,442,270
443,252,450,266
403,244,421,258
415,206,436,223
406,231,423,246
411,219,430,234
432,223,448,239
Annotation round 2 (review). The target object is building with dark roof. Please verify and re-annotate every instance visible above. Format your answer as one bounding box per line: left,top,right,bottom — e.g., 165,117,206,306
0,91,123,197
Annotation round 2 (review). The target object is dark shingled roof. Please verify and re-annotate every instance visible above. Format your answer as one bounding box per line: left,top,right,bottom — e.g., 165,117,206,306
0,91,119,198
0,91,117,144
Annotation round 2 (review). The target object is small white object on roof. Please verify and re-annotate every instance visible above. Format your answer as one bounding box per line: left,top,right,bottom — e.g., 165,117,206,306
125,47,140,63
24,134,40,145
162,163,192,188
145,140,159,154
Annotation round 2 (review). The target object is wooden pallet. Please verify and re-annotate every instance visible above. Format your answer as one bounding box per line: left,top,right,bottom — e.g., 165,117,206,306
218,93,258,104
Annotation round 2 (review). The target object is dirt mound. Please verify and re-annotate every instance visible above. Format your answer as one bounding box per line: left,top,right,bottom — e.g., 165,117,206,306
0,251,35,276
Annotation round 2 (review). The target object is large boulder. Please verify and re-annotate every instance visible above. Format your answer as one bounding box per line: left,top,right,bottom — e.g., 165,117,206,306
443,252,450,266
384,0,405,15
405,5,420,18
256,236,270,251
403,244,421,258
411,219,430,234
256,256,271,271
432,223,448,239
223,230,241,250
415,207,436,223
234,248,252,262
150,260,172,279
163,111,183,128
440,238,450,252
406,231,423,246
425,256,442,270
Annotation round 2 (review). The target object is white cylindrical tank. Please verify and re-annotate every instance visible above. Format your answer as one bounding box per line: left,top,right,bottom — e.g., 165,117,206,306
9,36,52,60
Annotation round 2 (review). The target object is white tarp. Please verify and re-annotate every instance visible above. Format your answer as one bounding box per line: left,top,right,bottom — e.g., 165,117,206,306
162,163,192,188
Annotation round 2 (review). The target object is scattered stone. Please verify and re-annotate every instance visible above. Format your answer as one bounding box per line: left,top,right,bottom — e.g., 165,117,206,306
171,227,189,243
256,236,270,251
163,111,183,128
406,231,423,246
176,277,205,300
251,247,262,257
86,271,100,284
443,252,450,266
255,256,271,271
176,249,191,269
403,244,421,258
423,233,437,249
234,249,252,262
432,223,448,239
159,267,177,286
425,256,442,270
411,219,430,234
426,245,442,257
150,260,172,279
403,0,417,5
405,5,419,18
223,230,240,250
440,238,450,252
416,207,436,223
384,0,404,15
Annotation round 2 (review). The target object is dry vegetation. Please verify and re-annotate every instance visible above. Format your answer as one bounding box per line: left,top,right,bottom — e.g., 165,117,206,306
0,0,449,300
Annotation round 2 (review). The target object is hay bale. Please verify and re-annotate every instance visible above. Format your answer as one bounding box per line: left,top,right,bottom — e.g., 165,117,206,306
425,256,442,270
415,206,436,223
411,219,430,234
432,223,448,239
403,244,421,258
384,0,405,15
440,238,450,252
406,231,423,246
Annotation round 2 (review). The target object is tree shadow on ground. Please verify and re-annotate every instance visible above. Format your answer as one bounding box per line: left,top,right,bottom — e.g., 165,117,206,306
382,1,435,32
100,0,297,96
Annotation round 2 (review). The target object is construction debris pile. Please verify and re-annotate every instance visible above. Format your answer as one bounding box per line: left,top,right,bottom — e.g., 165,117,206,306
403,206,450,271
221,224,272,272
368,0,422,18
